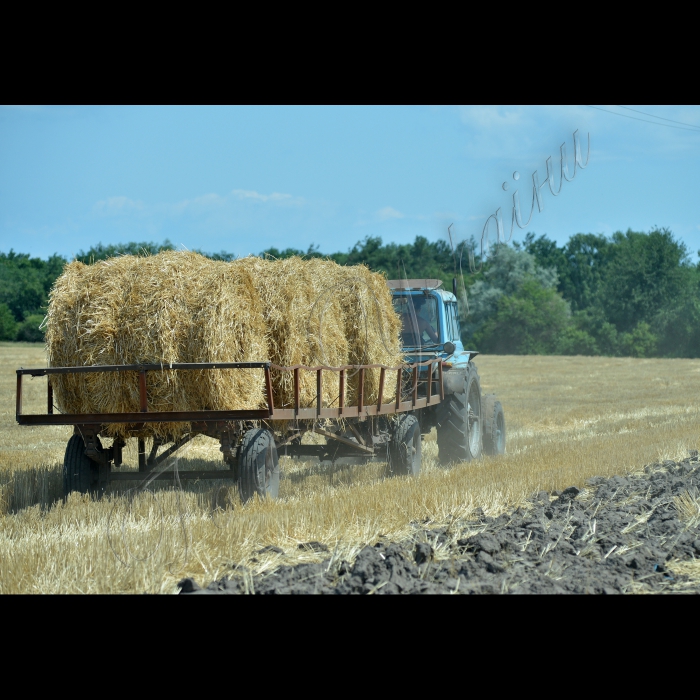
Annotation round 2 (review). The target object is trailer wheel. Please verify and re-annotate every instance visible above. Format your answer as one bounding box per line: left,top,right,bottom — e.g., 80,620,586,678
63,434,101,496
389,414,422,476
436,363,482,464
482,394,506,455
238,429,279,503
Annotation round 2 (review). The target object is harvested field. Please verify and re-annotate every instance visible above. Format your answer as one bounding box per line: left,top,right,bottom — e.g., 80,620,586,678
1,343,699,594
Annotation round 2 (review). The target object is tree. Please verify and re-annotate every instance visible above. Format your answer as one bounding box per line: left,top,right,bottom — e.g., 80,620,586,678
259,244,322,260
0,303,17,341
16,314,45,342
473,278,571,354
524,232,611,313
600,228,691,334
0,251,55,322
75,240,176,264
462,244,558,340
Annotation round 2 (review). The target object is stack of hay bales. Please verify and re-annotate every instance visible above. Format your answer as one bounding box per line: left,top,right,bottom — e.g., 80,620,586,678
46,251,403,439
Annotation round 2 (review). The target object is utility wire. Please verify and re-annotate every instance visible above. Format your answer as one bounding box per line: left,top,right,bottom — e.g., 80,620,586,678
584,105,700,132
616,105,700,130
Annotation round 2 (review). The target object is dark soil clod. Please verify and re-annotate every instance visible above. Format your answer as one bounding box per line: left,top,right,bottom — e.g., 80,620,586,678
181,453,700,595
177,577,201,593
298,541,329,553
414,543,433,565
257,545,284,555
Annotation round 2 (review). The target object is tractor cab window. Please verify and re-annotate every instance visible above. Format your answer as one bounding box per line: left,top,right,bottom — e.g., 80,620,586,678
392,294,440,346
446,302,460,341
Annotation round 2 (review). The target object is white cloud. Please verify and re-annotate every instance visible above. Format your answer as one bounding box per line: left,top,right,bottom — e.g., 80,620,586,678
377,206,404,221
231,189,294,203
92,188,303,220
93,196,144,215
459,105,526,130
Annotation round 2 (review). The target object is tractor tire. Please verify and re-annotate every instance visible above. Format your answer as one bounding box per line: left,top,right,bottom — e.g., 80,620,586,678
238,428,279,503
63,434,101,496
482,394,506,455
389,414,422,476
436,363,482,464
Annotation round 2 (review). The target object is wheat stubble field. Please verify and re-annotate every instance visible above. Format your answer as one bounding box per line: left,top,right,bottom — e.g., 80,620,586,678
1,341,699,594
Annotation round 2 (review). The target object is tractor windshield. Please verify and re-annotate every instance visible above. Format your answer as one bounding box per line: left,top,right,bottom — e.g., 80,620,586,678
392,294,440,347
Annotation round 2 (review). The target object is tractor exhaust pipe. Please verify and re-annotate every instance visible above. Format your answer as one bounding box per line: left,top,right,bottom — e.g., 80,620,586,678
452,277,458,297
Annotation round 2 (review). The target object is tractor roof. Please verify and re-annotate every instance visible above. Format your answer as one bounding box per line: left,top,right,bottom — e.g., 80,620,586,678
386,279,443,291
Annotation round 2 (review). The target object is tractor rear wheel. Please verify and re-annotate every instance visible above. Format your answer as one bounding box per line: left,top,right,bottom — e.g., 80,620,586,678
63,434,101,496
482,394,506,455
238,429,279,503
389,414,422,476
436,363,482,464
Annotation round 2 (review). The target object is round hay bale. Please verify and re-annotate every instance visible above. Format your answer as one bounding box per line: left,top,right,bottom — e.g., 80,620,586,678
304,260,403,405
232,256,349,410
46,251,268,439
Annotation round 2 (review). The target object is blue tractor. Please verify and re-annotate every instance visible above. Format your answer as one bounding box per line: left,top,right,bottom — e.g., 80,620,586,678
388,278,506,465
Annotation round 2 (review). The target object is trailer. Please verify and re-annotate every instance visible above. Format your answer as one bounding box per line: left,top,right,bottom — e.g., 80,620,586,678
15,358,456,501
16,278,505,502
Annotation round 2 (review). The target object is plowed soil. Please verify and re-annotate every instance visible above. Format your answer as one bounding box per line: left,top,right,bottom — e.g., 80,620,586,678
180,451,700,594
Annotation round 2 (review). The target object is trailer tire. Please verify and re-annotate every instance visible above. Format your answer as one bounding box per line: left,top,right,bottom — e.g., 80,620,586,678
482,394,506,455
436,363,482,464
63,434,101,496
389,414,422,476
238,429,279,503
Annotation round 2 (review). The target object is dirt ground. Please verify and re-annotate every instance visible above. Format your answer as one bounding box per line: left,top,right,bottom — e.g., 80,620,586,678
181,452,700,594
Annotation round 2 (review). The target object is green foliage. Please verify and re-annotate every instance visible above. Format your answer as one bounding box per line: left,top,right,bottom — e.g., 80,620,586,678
0,303,17,341
1,226,698,357
473,279,571,354
653,292,700,358
75,240,176,264
601,228,691,333
463,244,557,335
16,314,45,343
259,244,323,260
554,326,599,356
328,236,457,289
617,322,658,358
0,251,66,327
524,227,700,358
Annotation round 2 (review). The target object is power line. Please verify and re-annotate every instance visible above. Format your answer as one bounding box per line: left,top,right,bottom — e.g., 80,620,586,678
617,105,700,130
584,105,700,132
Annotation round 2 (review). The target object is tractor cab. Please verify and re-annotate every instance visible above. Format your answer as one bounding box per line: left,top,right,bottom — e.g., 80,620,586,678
387,279,476,371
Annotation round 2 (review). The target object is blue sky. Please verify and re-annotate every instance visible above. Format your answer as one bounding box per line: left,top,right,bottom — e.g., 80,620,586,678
1,105,699,261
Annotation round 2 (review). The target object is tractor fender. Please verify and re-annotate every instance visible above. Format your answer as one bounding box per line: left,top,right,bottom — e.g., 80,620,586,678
442,367,468,395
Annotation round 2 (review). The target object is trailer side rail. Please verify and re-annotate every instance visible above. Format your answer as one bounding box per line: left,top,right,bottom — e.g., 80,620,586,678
16,359,443,426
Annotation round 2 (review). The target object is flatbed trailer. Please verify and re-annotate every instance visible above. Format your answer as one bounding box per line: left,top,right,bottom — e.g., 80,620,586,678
16,358,449,501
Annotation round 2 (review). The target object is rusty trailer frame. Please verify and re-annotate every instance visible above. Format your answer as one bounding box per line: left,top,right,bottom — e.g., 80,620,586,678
16,359,444,484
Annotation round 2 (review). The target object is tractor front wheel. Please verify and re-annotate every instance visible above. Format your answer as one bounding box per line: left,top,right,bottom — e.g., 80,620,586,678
482,394,506,455
436,363,482,464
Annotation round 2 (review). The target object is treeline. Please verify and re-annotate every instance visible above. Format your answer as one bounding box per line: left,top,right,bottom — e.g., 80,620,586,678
516,229,700,358
263,229,700,358
2,229,699,357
